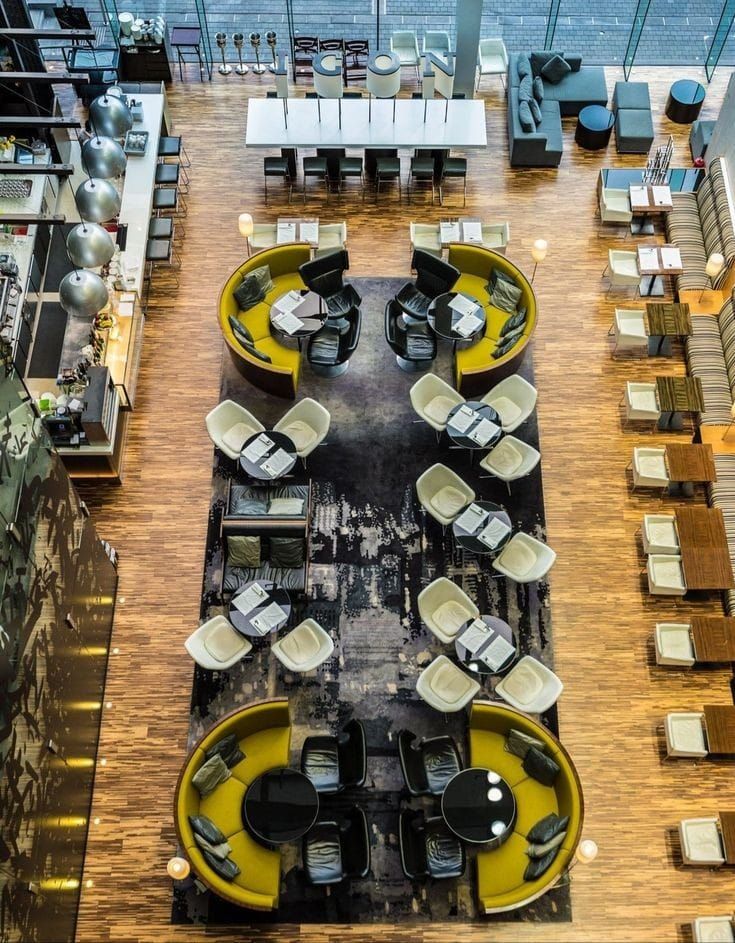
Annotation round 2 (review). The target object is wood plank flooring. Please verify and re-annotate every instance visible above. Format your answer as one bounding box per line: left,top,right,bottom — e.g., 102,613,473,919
74,66,735,943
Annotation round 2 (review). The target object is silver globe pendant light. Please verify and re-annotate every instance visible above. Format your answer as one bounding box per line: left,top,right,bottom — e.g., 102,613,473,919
75,177,121,223
59,269,109,318
66,222,116,268
89,93,133,138
81,135,127,179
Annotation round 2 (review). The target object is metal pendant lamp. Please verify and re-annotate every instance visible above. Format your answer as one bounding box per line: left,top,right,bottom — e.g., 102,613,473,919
59,269,109,318
89,93,133,138
66,222,116,268
81,135,127,179
75,177,121,223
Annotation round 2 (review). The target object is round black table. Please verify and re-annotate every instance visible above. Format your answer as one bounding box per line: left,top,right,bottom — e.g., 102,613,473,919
455,614,517,677
452,500,512,555
666,79,705,124
243,768,319,846
239,430,297,480
229,579,291,638
441,767,516,848
575,105,614,150
270,289,327,344
427,291,486,345
446,401,502,451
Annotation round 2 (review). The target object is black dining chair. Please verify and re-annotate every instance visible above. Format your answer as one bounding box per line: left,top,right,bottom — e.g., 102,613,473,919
397,729,462,796
398,809,465,881
307,307,362,377
299,249,362,318
301,717,367,793
394,249,460,321
303,805,371,885
384,298,437,372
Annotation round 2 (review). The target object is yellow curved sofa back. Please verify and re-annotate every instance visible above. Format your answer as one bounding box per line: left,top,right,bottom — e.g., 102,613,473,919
468,701,583,914
448,244,537,391
174,698,292,911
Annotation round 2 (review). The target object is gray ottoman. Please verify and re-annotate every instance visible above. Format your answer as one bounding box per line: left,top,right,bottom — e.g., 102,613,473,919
615,108,654,154
613,81,651,112
690,119,715,160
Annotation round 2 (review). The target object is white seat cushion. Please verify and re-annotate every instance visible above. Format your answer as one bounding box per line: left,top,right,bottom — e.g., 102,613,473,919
425,395,457,425
491,396,522,427
203,622,245,662
282,419,317,453
499,540,536,577
430,485,467,518
487,439,523,475
654,559,685,590
631,390,658,412
279,625,321,665
670,716,706,753
222,422,252,454
430,661,476,706
433,600,472,637
693,917,735,942
619,318,646,339
499,663,542,706
660,627,694,661
682,820,723,862
639,455,667,478
649,521,677,547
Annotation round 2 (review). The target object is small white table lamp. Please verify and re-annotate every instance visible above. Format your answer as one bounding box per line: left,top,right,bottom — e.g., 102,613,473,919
167,856,190,880
575,839,599,865
531,238,548,283
238,212,254,255
701,252,725,302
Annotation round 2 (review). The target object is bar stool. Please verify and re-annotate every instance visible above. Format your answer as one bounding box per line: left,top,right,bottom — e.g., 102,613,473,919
264,156,293,205
375,155,401,203
338,156,364,200
155,162,188,195
438,157,467,207
408,154,436,204
148,215,183,244
144,237,180,301
302,156,329,203
170,26,205,82
153,186,187,217
158,135,191,169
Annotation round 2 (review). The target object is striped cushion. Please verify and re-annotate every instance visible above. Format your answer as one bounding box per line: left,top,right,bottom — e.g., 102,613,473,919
668,193,710,292
708,454,735,614
686,315,733,424
719,298,735,392
709,158,735,263
696,180,722,258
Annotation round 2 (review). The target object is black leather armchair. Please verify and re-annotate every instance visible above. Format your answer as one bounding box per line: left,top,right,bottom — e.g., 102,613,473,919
394,249,460,321
303,806,371,885
397,729,462,796
385,299,437,372
299,249,362,318
307,307,362,377
398,809,465,881
301,718,367,794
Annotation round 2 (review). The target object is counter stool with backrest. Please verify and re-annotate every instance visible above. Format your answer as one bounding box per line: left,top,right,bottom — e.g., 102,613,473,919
159,134,191,167
408,152,436,204
303,155,330,203
148,215,183,245
376,153,402,202
170,25,205,82
439,157,467,207
155,161,188,194
338,155,365,200
264,155,294,204
153,185,186,218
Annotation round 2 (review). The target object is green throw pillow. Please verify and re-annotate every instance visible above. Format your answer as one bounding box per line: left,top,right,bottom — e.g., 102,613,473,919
541,54,571,84
233,497,269,516
204,732,245,769
202,850,240,881
518,99,534,133
270,536,306,568
233,264,273,311
243,341,272,364
505,727,546,759
529,98,542,125
527,813,570,844
502,325,526,345
518,74,533,102
191,753,231,798
523,746,560,786
193,833,232,860
527,830,567,859
228,315,253,346
268,497,304,515
523,846,560,881
227,535,261,568
492,337,517,359
500,309,527,336
533,76,544,102
189,815,226,846
516,53,531,79
491,277,523,313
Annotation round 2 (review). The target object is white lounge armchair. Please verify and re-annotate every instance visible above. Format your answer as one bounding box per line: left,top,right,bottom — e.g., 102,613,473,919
184,615,252,670
494,655,563,714
632,446,668,491
642,514,679,554
492,532,556,583
664,711,708,758
606,249,639,293
271,618,334,672
624,382,660,424
390,30,420,79
654,623,695,666
417,576,479,644
611,307,647,357
647,554,686,596
480,435,540,494
692,916,735,942
205,399,265,461
409,373,465,433
274,397,330,460
410,222,442,257
679,818,725,867
480,221,510,254
315,222,347,258
600,187,633,224
416,654,481,712
481,374,537,433
423,30,451,58
477,38,508,88
416,463,475,526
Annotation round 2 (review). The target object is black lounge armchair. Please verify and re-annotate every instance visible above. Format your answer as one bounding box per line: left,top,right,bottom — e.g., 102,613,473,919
398,809,465,881
301,717,367,793
299,249,362,318
397,729,462,796
307,307,362,377
394,248,460,321
303,806,371,885
385,299,436,372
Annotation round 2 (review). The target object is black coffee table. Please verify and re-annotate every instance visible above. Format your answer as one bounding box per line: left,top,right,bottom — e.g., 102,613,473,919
446,401,502,452
243,768,319,846
452,500,512,555
575,104,614,150
666,79,705,124
270,289,327,346
229,579,291,638
455,614,517,676
441,767,516,848
427,291,486,348
239,430,297,480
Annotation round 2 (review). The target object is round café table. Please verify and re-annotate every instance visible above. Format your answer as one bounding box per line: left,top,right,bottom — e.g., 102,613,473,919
239,430,297,480
455,614,518,677
575,105,614,150
243,768,319,847
446,401,503,453
452,500,512,555
441,767,517,849
665,79,705,124
270,290,327,348
229,579,291,638
427,291,486,349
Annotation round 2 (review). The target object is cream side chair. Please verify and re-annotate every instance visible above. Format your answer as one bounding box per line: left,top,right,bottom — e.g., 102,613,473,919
611,307,647,357
390,30,420,79
492,532,556,583
480,221,510,253
274,397,330,461
271,619,334,672
480,435,540,494
409,373,465,434
631,446,669,492
599,187,633,224
692,916,735,942
248,223,278,253
605,248,639,294
477,38,508,88
664,711,708,758
185,615,252,670
410,222,442,257
494,655,563,714
654,623,695,666
416,654,481,712
417,576,479,644
624,382,660,424
480,374,537,433
647,554,686,596
423,30,451,58
205,400,265,461
642,513,679,554
416,463,475,526
679,818,725,867
315,222,347,258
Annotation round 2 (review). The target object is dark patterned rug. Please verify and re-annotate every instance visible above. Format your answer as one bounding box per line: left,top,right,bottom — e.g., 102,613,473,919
172,277,568,926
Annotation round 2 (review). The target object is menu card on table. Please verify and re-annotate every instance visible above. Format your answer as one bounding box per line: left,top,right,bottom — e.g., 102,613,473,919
449,404,477,434
251,600,287,635
638,246,659,272
629,185,649,210
661,246,682,269
477,516,511,549
462,618,491,654
449,293,479,316
479,634,515,670
454,311,483,338
233,581,269,616
455,503,489,533
242,433,274,463
274,310,304,335
652,185,672,206
278,290,304,314
462,221,483,243
440,220,460,243
277,221,297,242
468,417,500,446
300,221,319,244
262,448,292,478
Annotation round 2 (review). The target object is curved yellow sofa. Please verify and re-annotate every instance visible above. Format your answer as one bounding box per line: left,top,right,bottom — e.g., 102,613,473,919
173,698,291,910
468,701,584,914
448,244,538,397
218,244,312,399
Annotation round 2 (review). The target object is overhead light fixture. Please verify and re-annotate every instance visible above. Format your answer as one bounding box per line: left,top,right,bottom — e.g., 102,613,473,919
59,269,109,318
81,135,127,179
75,178,121,223
89,93,133,138
66,222,116,268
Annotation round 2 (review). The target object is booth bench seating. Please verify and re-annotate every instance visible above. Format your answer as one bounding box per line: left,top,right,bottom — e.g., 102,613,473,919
708,454,735,617
174,699,291,910
218,244,312,399
685,294,735,426
449,244,537,396
469,702,584,913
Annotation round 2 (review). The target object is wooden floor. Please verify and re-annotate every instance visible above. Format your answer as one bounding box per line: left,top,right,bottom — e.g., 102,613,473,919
74,65,735,943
